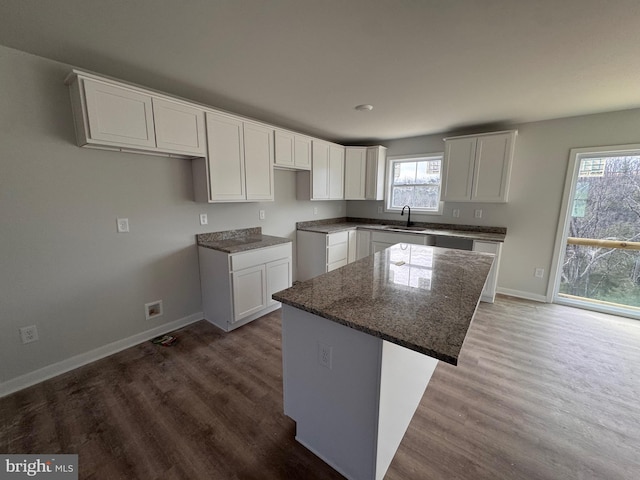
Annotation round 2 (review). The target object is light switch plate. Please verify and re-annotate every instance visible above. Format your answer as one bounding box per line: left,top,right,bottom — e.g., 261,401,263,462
259,210,265,220
117,218,129,233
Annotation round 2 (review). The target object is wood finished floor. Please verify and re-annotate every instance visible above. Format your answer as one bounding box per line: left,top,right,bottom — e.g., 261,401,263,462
1,295,639,479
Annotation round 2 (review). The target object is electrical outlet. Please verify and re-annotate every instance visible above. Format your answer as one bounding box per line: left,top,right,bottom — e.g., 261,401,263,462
534,268,544,278
452,209,460,218
313,207,318,215
377,206,383,214
474,209,483,219
199,213,208,225
145,300,163,320
318,342,332,369
259,210,265,220
116,217,129,233
19,325,39,344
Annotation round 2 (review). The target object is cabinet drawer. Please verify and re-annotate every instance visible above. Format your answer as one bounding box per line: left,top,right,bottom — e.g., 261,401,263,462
327,258,348,272
327,231,349,246
230,243,291,271
327,242,348,265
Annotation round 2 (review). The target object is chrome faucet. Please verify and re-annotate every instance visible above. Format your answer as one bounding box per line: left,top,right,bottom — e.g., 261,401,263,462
401,205,413,227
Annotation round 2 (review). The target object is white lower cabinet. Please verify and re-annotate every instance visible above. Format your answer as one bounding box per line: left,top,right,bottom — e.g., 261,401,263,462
297,230,357,281
370,231,433,254
296,228,502,303
473,240,502,303
199,242,292,331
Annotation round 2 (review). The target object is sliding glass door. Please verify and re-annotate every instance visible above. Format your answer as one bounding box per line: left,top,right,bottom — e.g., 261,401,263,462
553,146,640,319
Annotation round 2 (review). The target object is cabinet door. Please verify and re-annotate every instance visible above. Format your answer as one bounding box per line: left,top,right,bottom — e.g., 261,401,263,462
328,144,345,199
231,264,266,322
344,147,367,200
371,241,393,254
347,230,357,263
244,122,274,201
153,98,206,155
472,132,513,202
83,79,156,148
294,135,312,170
472,241,501,303
311,141,330,200
356,230,371,260
266,258,292,307
442,137,476,202
206,112,245,201
274,129,294,168
365,146,386,201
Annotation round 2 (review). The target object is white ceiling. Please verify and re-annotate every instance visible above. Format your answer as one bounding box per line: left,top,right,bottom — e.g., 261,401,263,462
1,0,640,143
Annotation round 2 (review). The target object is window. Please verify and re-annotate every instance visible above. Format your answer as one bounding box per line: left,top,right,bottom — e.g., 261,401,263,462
386,154,443,213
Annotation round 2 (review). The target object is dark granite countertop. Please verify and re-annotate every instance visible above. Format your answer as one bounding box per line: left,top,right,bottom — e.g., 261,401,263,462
273,244,493,365
296,217,506,242
197,227,291,254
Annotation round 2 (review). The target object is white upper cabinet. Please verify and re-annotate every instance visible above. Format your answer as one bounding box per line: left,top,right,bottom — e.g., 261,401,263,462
196,112,273,203
274,129,311,170
294,135,312,170
296,140,344,200
328,144,345,199
274,129,295,168
81,79,156,148
243,121,274,201
205,111,246,201
152,98,206,155
67,72,206,157
344,147,367,200
365,146,386,201
344,145,387,201
442,130,517,203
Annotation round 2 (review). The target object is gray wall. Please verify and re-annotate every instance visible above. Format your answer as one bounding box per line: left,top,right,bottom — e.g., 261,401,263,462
348,109,640,299
0,45,343,387
3,42,640,390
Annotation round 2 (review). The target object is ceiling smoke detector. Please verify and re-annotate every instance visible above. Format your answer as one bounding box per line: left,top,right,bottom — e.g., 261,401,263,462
354,104,373,112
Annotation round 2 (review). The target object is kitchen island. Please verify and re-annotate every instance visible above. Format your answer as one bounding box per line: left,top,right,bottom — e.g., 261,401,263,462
272,244,494,480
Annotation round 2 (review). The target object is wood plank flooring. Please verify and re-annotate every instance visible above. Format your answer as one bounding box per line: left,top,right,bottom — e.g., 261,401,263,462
1,295,639,479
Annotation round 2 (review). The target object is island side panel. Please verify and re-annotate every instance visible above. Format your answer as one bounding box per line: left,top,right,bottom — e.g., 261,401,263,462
281,304,382,480
375,340,439,480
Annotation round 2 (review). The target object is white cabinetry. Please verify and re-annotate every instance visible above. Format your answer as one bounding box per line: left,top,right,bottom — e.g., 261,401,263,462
193,112,274,203
344,146,387,200
344,147,367,199
370,231,433,254
152,98,207,155
67,72,206,157
274,129,311,170
442,130,517,203
365,146,387,200
244,121,275,201
297,230,357,281
356,230,371,260
472,240,502,303
297,140,345,200
199,243,292,331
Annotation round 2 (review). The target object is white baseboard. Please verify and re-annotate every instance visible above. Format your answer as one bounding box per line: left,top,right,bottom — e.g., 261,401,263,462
496,288,547,303
0,312,203,398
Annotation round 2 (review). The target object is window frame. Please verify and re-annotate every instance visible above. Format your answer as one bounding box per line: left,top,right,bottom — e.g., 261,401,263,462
385,153,444,215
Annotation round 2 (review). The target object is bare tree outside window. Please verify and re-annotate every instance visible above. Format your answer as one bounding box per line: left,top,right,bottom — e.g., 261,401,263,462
388,156,442,212
560,155,640,307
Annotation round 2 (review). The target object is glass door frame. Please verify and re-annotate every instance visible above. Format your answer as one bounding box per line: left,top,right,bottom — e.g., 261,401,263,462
549,143,640,320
